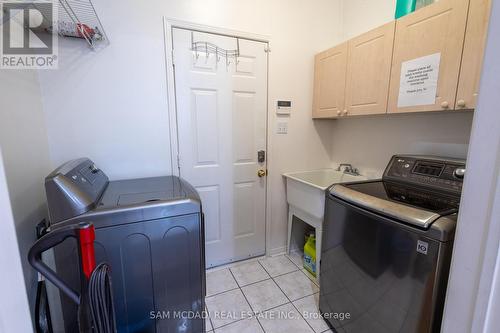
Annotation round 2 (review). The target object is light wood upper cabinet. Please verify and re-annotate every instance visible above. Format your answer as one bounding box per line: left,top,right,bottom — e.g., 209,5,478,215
312,43,348,118
388,0,470,114
345,22,395,116
312,0,490,118
456,0,492,110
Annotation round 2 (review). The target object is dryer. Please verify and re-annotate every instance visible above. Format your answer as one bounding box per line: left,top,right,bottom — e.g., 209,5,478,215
45,158,205,333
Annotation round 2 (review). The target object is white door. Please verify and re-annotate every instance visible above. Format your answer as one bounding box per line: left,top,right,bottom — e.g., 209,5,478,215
172,28,268,267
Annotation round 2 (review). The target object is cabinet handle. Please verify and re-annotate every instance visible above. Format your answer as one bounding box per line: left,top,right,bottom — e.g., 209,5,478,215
343,109,348,116
336,110,341,116
441,101,449,109
457,100,466,108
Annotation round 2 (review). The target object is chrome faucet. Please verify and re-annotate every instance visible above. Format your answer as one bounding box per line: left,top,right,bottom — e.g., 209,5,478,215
336,163,360,176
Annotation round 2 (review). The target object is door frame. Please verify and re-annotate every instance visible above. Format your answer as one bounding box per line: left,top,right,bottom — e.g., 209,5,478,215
162,18,273,258
441,0,500,331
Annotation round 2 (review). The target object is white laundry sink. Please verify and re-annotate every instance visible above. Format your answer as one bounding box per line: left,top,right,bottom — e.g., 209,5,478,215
283,169,366,220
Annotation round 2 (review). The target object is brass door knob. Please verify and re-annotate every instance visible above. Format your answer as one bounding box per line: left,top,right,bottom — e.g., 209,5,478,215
257,169,267,177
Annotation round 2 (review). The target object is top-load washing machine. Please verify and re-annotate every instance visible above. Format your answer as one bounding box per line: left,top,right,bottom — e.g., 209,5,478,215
320,155,465,332
44,158,205,333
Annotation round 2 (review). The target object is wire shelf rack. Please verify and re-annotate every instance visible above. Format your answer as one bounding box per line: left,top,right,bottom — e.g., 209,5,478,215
192,41,240,58
33,0,109,50
190,32,240,65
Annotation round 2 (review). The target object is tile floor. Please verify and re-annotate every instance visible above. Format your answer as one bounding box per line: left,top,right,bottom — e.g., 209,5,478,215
204,252,336,333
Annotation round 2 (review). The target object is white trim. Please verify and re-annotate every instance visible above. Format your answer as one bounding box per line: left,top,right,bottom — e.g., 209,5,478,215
163,17,180,177
163,18,269,45
268,246,287,257
441,1,500,331
482,177,500,333
264,32,273,258
205,254,266,273
162,18,273,256
0,148,33,333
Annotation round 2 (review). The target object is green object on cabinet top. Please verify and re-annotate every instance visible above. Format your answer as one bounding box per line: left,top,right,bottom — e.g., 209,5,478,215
395,0,417,19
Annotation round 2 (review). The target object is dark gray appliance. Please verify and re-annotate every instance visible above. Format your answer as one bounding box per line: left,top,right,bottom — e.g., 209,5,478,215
45,158,205,333
320,155,465,333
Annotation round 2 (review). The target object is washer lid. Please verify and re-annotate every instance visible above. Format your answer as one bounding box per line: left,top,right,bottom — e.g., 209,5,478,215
50,175,202,230
330,181,459,229
98,176,194,209
117,191,173,206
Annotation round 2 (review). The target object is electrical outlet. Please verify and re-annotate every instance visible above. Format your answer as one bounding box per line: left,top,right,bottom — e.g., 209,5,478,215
277,122,288,134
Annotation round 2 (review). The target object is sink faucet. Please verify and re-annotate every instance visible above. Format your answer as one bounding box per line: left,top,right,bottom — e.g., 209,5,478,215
336,163,360,176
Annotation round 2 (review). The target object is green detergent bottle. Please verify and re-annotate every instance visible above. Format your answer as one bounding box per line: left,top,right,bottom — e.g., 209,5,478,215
395,0,416,19
303,233,316,277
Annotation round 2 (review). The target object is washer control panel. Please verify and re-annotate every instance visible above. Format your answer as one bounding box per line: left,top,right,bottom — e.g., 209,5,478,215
45,158,109,223
384,155,466,194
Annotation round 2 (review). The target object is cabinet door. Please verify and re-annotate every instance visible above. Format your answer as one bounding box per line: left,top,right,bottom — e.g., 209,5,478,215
312,42,348,118
345,22,395,116
388,0,470,113
456,0,492,110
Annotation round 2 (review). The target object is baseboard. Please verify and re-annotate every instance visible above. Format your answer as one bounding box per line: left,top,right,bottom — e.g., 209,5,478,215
268,246,287,256
289,245,302,253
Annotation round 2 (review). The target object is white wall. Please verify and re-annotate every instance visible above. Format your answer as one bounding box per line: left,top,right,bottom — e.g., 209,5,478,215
0,68,52,322
341,0,396,40
38,0,344,253
329,112,474,178
0,149,34,333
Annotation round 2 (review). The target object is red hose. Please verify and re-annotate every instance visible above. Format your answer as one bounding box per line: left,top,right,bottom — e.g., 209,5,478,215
79,225,96,280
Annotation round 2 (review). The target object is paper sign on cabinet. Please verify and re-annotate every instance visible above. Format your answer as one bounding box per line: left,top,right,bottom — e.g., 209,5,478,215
397,53,441,107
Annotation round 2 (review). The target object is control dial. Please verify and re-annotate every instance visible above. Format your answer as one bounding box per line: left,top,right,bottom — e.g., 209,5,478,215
90,164,100,174
453,168,466,179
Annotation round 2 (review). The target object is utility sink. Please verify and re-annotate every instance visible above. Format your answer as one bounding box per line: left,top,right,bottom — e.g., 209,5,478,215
283,169,366,281
283,169,366,220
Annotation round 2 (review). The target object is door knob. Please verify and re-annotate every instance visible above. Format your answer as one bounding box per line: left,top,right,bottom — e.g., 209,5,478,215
336,110,341,116
257,169,267,177
441,101,449,109
457,99,466,108
343,109,348,116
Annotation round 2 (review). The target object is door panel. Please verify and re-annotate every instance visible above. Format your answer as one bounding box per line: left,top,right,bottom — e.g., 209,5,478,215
236,55,256,75
196,185,221,244
173,28,267,267
231,38,267,260
191,89,219,166
456,0,492,110
233,91,256,163
312,42,348,118
234,182,256,237
345,22,395,116
388,0,469,113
